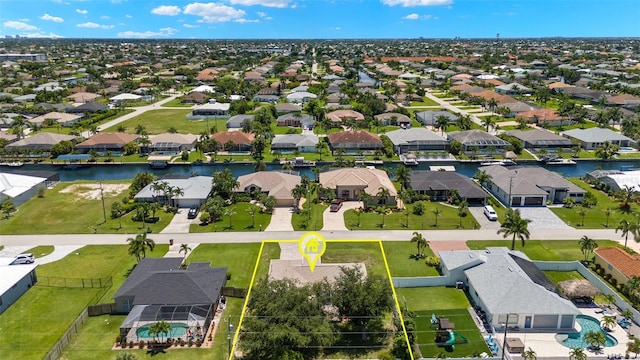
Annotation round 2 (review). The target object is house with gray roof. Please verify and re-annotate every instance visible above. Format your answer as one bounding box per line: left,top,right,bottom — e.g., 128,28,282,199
494,83,532,95
561,127,636,150
506,129,574,149
114,257,227,343
134,176,213,208
6,133,75,151
374,112,411,127
385,128,448,154
226,114,254,129
502,101,539,117
440,247,580,331
409,170,488,205
147,133,199,154
271,134,319,153
479,166,585,207
448,130,510,153
236,171,301,207
415,110,458,127
276,113,314,129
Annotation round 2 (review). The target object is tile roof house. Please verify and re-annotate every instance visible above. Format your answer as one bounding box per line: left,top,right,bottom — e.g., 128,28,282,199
271,134,319,153
410,170,488,204
182,91,209,104
147,133,199,154
506,129,574,149
517,108,571,127
594,247,640,286
374,112,411,127
479,165,585,207
327,130,383,154
447,130,510,153
75,133,139,153
385,128,448,154
415,110,458,127
6,132,76,151
67,92,102,103
114,258,227,343
236,171,302,207
319,167,396,205
134,176,213,208
439,247,580,331
189,101,230,118
226,114,254,129
276,113,314,128
210,131,254,152
561,127,636,150
29,112,83,127
275,103,302,114
326,110,365,124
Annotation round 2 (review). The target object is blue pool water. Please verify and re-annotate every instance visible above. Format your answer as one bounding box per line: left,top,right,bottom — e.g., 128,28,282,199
556,315,618,349
619,147,636,151
136,322,189,339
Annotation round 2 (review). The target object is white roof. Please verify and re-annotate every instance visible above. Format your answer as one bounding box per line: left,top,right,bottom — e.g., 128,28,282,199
194,102,230,111
0,257,36,296
189,85,215,94
606,170,640,191
0,172,46,198
109,93,142,101
286,92,317,100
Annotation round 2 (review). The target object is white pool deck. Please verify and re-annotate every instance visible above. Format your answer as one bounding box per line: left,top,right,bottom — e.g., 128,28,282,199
502,307,634,359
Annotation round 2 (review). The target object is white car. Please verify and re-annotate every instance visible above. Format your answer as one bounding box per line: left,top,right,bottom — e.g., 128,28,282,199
483,205,498,221
13,253,35,264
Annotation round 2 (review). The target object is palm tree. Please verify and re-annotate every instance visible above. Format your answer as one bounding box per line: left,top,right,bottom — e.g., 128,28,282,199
179,243,191,258
522,347,537,360
436,115,450,135
595,141,619,161
604,207,612,228
171,186,185,208
624,276,640,304
150,321,172,343
291,183,307,211
603,293,616,309
497,208,532,250
126,235,144,262
579,235,598,262
246,204,258,228
481,116,497,132
473,170,492,187
601,315,616,331
584,330,606,350
224,207,236,229
576,206,588,227
457,200,468,228
569,347,587,360
487,98,498,113
138,232,155,259
410,231,427,257
432,206,442,227
616,219,638,248
628,337,640,358
615,185,638,213
394,164,411,191
376,187,391,206
358,191,373,210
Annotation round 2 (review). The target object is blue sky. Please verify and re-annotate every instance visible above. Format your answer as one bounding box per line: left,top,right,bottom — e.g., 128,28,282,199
1,0,639,39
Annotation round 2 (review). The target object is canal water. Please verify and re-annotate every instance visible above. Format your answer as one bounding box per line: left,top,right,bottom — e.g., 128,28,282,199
10,160,640,182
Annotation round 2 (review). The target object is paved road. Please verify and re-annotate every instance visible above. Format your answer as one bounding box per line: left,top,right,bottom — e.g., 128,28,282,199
421,91,498,135
96,93,183,132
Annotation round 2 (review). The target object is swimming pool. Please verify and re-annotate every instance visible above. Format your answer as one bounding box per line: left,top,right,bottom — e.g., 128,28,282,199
556,315,618,349
136,322,189,339
619,147,637,152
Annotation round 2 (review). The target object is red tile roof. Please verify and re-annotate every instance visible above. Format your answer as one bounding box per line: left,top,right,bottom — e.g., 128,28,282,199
595,247,640,278
211,131,254,145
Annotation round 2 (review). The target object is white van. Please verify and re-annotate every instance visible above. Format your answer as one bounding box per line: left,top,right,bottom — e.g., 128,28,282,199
483,205,498,221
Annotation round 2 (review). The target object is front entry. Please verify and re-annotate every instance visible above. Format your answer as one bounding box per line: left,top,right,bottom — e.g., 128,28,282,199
524,316,532,329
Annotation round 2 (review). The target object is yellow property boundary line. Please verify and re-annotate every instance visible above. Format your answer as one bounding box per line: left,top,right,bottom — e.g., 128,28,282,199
228,234,414,359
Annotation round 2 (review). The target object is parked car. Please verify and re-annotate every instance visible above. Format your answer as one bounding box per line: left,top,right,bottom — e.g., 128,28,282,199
483,205,498,221
329,199,343,212
187,207,199,219
13,253,35,264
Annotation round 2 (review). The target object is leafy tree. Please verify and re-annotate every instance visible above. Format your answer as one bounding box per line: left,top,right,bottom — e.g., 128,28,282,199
584,330,606,350
410,231,427,257
51,140,74,157
568,347,587,360
497,208,532,250
212,168,239,201
129,172,157,199
579,235,598,262
394,164,411,190
1,197,16,219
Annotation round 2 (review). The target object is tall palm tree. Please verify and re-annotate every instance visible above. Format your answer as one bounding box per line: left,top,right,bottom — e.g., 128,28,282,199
376,187,391,206
171,186,185,208
473,170,492,187
358,191,373,209
624,276,640,304
436,115,450,135
291,183,307,211
457,200,469,228
601,315,616,331
584,330,606,350
224,207,236,229
481,116,496,132
432,206,442,227
595,141,619,161
394,164,411,191
179,243,192,258
150,321,172,343
579,235,598,262
497,208,532,250
568,347,587,360
410,231,427,257
126,235,144,262
138,232,155,259
615,185,638,213
616,219,638,248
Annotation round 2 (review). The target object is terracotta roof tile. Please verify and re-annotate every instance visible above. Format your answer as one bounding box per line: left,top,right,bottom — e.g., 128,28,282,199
595,247,640,278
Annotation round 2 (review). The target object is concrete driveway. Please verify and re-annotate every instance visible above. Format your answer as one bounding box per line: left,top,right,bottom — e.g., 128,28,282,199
322,201,361,231
516,207,574,230
160,208,196,234
469,206,501,230
0,245,83,265
264,207,294,232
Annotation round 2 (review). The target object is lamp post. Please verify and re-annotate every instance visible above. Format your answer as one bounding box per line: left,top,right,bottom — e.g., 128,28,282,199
227,316,233,359
507,177,513,208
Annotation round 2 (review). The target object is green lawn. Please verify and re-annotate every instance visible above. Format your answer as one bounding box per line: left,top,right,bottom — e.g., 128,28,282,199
322,241,387,276
544,270,584,284
396,287,489,358
161,98,196,107
410,97,440,106
292,202,327,231
0,181,174,235
382,241,439,277
185,243,263,288
27,245,54,258
466,240,620,261
0,245,167,360
102,109,224,135
189,202,272,233
550,178,640,229
345,202,479,230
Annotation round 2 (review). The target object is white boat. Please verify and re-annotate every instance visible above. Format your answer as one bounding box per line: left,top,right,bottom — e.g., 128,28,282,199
544,158,577,165
480,159,517,166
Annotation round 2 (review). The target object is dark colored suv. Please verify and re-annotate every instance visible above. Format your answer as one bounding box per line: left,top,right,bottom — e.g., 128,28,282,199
187,207,198,219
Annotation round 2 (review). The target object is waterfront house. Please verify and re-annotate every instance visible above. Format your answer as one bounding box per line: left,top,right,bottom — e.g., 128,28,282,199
75,133,139,154
385,128,448,154
134,176,213,208
319,167,396,205
236,171,301,207
271,134,319,153
409,170,488,205
327,130,383,154
561,128,636,150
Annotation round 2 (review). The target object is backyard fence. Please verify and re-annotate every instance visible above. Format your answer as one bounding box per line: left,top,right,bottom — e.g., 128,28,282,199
37,276,112,289
43,308,89,360
88,303,116,316
392,275,450,288
222,286,247,298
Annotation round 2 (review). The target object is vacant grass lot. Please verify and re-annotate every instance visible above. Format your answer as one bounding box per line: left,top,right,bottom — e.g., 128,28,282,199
102,109,220,135
466,240,620,261
189,203,272,233
396,287,489,358
0,181,173,234
0,245,167,360
322,241,388,276
410,97,440,106
551,178,640,229
344,202,479,230
186,243,263,288
382,241,439,277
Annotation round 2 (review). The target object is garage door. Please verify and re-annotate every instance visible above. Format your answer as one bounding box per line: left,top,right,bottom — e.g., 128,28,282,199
533,315,558,329
524,196,544,206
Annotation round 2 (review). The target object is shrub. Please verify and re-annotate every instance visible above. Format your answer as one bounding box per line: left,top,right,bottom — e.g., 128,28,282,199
188,339,194,347
610,278,617,287
412,202,425,216
129,341,134,348
180,339,186,347
425,256,441,267
196,339,202,347
138,340,145,349
226,272,232,281
115,335,122,346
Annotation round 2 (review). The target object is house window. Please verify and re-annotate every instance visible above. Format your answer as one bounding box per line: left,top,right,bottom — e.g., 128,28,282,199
608,264,613,271
123,299,133,311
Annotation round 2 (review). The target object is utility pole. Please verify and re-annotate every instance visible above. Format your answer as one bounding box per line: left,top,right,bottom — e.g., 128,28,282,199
99,181,106,223
501,313,510,360
228,315,234,359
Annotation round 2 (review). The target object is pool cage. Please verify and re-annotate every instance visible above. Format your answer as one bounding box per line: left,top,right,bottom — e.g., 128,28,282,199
119,304,213,344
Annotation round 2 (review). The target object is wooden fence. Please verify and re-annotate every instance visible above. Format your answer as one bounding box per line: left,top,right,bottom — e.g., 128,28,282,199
222,286,247,298
88,303,116,316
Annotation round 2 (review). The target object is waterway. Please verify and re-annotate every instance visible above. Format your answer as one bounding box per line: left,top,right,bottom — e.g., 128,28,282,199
8,160,640,182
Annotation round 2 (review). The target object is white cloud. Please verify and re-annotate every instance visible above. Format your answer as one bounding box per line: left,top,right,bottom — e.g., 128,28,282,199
229,0,290,8
235,18,259,23
3,21,39,31
257,11,266,17
184,2,246,23
76,9,88,15
151,5,182,16
101,16,111,20
22,32,64,38
117,27,177,38
40,14,64,22
404,13,419,20
125,14,132,18
77,22,114,29
382,0,452,6
183,23,199,28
